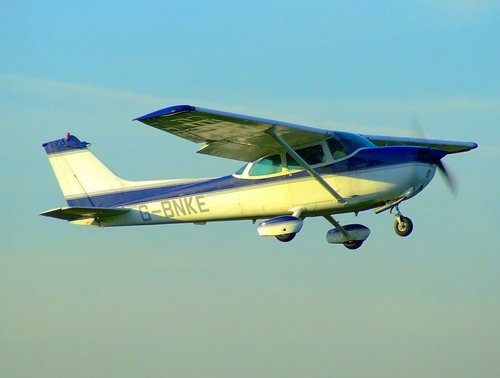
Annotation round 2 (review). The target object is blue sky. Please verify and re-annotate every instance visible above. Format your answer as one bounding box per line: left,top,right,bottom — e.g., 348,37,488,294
1,1,499,377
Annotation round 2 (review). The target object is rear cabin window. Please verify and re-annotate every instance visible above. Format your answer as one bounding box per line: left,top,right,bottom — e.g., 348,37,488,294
249,154,282,176
286,144,325,169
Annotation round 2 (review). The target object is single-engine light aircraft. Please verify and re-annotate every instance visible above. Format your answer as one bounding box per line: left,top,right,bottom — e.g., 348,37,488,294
41,105,477,249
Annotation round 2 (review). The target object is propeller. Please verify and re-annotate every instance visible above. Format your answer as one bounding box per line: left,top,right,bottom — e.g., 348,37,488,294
435,160,457,195
411,114,457,196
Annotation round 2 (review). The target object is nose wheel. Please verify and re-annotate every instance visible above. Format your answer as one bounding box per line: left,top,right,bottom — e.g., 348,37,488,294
391,206,413,237
394,216,413,237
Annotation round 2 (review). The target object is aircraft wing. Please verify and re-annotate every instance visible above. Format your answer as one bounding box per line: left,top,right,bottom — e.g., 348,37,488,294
134,105,332,162
361,134,477,154
40,207,130,221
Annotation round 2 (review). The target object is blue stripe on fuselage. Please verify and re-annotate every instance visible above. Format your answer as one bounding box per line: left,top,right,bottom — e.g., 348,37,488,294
66,146,439,208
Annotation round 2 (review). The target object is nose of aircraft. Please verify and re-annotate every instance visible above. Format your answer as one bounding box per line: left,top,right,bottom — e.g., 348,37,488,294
417,148,456,194
417,148,448,164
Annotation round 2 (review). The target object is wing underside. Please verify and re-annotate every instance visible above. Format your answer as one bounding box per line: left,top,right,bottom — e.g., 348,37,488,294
134,105,332,162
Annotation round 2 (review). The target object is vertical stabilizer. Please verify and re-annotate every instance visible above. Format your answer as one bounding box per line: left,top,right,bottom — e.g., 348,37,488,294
43,134,127,206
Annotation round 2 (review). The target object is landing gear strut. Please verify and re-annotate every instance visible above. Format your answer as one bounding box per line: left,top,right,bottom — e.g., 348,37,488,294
324,215,371,249
391,206,413,237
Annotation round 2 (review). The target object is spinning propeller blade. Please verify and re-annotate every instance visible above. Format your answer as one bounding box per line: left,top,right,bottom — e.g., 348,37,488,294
411,114,457,195
435,160,457,196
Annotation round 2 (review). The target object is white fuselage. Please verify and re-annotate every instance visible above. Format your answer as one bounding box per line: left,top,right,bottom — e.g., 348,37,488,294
91,162,435,227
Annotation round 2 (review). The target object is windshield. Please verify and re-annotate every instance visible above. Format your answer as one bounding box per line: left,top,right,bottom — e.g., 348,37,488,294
328,132,375,159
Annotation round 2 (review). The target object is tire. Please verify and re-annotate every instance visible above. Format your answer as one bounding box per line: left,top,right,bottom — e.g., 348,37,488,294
394,216,413,237
275,233,296,242
343,240,363,250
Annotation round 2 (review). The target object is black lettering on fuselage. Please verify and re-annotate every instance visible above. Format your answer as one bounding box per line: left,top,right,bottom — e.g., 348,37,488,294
173,199,186,216
183,196,197,213
159,195,210,218
138,204,152,221
161,200,174,217
196,195,209,213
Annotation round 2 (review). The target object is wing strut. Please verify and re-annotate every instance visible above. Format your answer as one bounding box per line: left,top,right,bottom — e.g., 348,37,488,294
266,127,347,204
324,215,350,238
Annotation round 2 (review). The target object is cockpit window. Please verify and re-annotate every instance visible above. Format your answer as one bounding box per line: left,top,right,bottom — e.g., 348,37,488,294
286,144,325,169
327,138,349,160
328,132,375,160
248,154,282,176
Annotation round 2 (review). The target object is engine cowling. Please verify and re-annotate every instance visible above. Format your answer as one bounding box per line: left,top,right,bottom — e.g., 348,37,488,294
326,224,370,244
257,215,303,237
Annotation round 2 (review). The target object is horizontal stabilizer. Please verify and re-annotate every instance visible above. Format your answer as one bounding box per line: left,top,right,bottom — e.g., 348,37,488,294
40,207,129,221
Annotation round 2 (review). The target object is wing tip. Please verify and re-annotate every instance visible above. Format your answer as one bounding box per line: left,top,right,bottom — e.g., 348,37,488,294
134,104,194,121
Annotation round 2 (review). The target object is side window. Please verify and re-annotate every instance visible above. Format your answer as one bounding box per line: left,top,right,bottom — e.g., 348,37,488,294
286,154,302,170
249,154,282,176
287,144,325,169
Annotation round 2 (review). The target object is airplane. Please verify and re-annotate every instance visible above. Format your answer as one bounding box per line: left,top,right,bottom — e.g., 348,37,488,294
40,105,477,249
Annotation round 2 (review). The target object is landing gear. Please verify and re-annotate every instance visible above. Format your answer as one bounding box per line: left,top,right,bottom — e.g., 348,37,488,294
275,233,296,242
343,240,364,250
324,216,371,249
391,206,413,237
394,216,413,237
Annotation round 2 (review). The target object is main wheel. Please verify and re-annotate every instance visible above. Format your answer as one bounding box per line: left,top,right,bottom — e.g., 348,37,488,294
394,216,413,237
343,240,363,250
276,233,296,242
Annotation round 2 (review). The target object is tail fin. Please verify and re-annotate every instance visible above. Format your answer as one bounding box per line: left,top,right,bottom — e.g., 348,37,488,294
43,134,127,207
